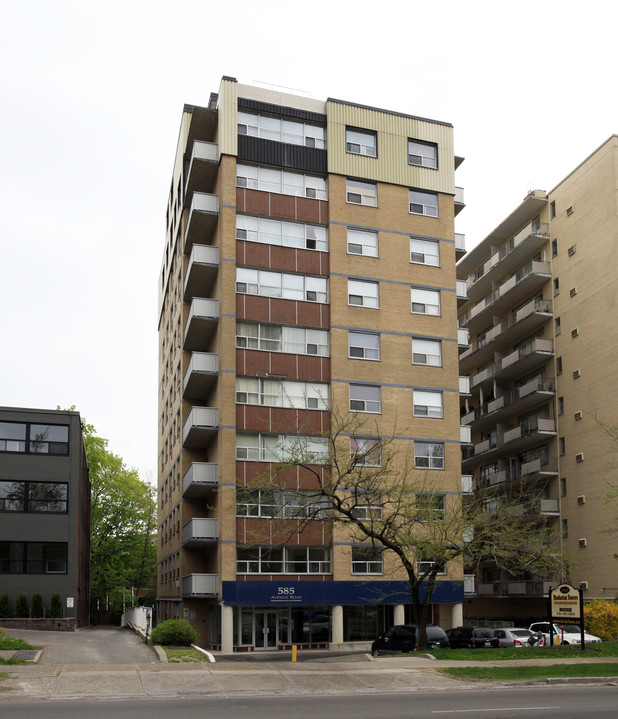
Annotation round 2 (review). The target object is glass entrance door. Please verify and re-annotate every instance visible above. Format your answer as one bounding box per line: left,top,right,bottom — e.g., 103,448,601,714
255,611,278,649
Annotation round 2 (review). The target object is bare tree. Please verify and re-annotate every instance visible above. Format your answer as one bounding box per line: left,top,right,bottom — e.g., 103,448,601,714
240,407,566,649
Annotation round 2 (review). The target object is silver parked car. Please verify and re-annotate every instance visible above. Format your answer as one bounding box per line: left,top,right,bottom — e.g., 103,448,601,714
494,627,543,647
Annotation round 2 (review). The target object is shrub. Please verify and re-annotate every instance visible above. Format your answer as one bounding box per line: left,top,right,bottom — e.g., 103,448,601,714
0,593,10,618
31,593,44,618
0,626,6,639
149,619,197,646
49,593,63,618
15,593,29,618
584,599,618,641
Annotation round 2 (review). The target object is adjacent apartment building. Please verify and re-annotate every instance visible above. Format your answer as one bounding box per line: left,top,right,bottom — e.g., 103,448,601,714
157,77,468,650
458,135,618,618
0,406,90,626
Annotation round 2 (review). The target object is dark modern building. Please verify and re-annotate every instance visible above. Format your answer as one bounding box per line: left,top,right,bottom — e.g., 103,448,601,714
0,406,90,626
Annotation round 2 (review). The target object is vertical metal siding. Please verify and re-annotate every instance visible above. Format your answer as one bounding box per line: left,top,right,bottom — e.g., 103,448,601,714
218,78,238,157
326,102,455,194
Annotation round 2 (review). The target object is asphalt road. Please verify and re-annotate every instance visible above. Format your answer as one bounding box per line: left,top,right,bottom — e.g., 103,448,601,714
1,686,618,718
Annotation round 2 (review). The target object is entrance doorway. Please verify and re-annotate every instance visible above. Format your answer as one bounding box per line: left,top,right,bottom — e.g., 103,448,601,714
254,611,278,649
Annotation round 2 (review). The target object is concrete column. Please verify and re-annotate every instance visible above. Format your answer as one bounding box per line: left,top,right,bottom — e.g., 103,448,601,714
221,603,234,654
393,603,405,625
331,605,343,646
451,602,463,628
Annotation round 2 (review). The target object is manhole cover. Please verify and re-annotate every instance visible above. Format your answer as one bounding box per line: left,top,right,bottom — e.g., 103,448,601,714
12,650,39,661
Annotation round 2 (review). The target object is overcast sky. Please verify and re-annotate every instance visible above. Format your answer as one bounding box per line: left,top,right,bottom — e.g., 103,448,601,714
0,0,614,478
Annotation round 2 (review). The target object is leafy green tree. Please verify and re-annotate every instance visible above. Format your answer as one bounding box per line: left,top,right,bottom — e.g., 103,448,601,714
15,593,29,618
0,592,10,618
82,418,157,616
49,593,62,618
31,593,44,617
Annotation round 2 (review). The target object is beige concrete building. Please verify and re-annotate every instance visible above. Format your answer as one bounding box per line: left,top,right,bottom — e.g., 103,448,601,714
157,77,466,650
458,135,618,619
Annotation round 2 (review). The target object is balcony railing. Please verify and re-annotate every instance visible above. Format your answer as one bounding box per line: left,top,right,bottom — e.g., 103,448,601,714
184,298,219,351
463,377,554,426
182,573,218,597
456,280,467,301
184,244,220,301
185,141,219,199
460,425,472,444
476,580,553,597
183,462,218,498
182,518,218,547
458,328,470,347
459,376,471,394
455,233,466,253
182,407,218,447
511,498,560,517
503,417,556,445
184,192,219,253
183,352,219,398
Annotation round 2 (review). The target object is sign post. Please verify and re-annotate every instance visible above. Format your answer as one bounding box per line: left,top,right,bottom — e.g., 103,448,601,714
549,583,585,651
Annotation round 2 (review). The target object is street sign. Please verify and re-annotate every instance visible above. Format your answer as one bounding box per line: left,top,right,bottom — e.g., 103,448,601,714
550,583,581,620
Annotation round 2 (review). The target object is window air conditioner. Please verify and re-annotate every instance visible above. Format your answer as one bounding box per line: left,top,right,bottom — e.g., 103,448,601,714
580,581,589,590
578,538,587,548
568,245,577,256
570,287,578,297
573,369,581,379
574,411,583,421
571,328,579,337
305,187,317,199
577,495,586,504
576,453,584,463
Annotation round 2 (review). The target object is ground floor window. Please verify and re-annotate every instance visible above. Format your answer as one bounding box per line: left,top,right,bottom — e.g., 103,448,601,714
233,606,331,649
343,604,391,641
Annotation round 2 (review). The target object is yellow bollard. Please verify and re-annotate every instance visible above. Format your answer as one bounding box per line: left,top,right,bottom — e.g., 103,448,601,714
292,645,297,662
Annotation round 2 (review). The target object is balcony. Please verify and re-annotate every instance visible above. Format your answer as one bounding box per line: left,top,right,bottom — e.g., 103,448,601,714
185,141,219,200
185,192,219,254
182,573,218,598
485,457,558,488
462,260,551,336
183,462,218,498
183,352,218,399
184,245,219,301
184,298,219,351
458,327,470,347
476,580,553,597
456,279,467,304
455,233,466,256
469,339,553,393
454,186,465,216
459,376,471,395
460,425,472,444
464,221,550,303
502,417,556,451
511,498,560,518
458,298,553,375
182,518,218,548
182,407,218,448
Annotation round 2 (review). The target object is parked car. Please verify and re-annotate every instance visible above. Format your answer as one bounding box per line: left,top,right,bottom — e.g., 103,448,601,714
371,624,449,656
446,626,500,649
494,627,543,647
528,622,601,644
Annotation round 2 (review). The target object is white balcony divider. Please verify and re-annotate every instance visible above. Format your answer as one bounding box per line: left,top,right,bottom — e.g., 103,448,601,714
460,425,472,443
458,328,469,346
454,186,465,204
461,474,473,493
455,233,466,252
459,376,471,394
456,279,467,299
464,574,476,594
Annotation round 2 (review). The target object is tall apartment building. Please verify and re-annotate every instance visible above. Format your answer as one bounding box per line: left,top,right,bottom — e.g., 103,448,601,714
0,407,90,626
458,135,618,618
157,76,466,650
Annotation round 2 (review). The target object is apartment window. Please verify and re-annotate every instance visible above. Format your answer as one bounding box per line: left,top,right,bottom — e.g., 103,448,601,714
348,279,379,308
561,477,567,497
412,337,442,366
410,237,439,266
236,322,329,356
346,128,377,157
554,278,560,296
556,356,563,375
550,201,556,219
558,397,564,415
413,390,443,418
0,542,67,574
414,441,444,469
416,493,446,521
0,481,68,513
552,239,558,257
0,422,69,455
236,377,329,410
237,111,325,149
347,228,378,256
236,268,328,303
350,437,381,466
236,215,328,252
349,384,381,413
351,545,383,574
408,139,438,169
235,433,329,463
555,317,561,336
236,164,327,200
411,287,440,315
349,331,380,360
236,489,328,519
409,190,438,217
346,179,377,206
562,518,568,537
418,558,446,575
559,437,566,456
236,546,331,574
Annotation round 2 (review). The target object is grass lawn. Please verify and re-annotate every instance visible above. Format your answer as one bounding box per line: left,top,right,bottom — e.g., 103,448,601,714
163,647,211,663
429,641,618,662
440,663,618,681
0,637,35,651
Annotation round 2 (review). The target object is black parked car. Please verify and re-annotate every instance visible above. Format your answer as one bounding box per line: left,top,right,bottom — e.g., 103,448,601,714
446,626,500,649
371,624,449,656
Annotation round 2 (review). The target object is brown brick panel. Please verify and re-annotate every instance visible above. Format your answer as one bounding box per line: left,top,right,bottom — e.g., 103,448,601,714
236,517,332,546
236,462,330,490
236,350,330,383
236,575,333,582
236,406,329,434
236,188,328,225
237,240,329,275
236,294,330,328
